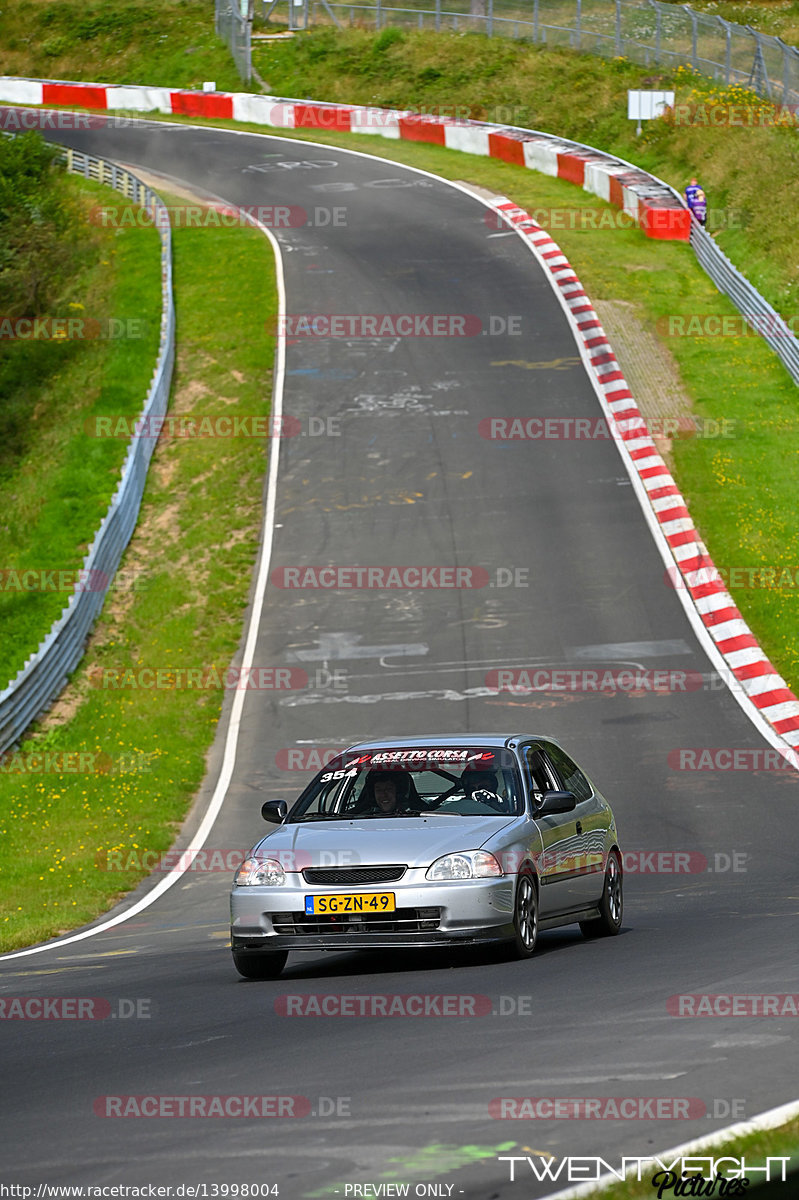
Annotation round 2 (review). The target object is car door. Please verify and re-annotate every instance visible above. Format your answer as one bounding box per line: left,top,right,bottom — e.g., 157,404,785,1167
521,742,584,916
541,741,608,907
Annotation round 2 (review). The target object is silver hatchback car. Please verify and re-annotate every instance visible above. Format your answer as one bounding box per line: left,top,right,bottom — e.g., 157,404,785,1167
230,734,622,979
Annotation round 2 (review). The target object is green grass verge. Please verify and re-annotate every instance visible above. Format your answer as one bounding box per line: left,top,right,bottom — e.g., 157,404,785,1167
254,30,799,316
0,0,248,92
0,196,276,951
0,176,162,688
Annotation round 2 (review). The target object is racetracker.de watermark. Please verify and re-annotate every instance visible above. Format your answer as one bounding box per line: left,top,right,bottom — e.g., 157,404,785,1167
275,747,341,770
0,750,153,776
657,314,799,338
88,666,309,690
93,1095,316,1118
478,416,736,440
0,108,150,131
618,850,746,874
0,567,145,594
664,563,799,590
96,848,251,872
485,206,636,231
82,414,339,439
275,994,492,1016
672,102,799,127
485,206,746,233
271,566,528,589
0,317,148,341
398,104,530,122
95,848,362,873
489,1097,705,1119
498,849,745,875
668,994,799,1016
268,314,522,337
668,748,799,772
485,668,705,693
89,204,347,229
0,997,151,1019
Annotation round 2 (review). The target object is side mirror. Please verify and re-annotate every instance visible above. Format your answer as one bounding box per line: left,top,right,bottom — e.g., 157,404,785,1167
262,799,288,823
536,790,576,816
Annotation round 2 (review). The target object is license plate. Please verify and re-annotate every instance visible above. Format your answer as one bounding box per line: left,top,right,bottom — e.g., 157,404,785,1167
305,892,396,915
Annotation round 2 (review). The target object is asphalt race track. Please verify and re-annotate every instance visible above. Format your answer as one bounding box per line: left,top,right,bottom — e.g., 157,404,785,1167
1,116,797,1198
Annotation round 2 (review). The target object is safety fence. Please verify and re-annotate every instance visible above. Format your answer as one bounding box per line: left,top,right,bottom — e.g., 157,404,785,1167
259,0,799,107
216,0,253,84
0,150,175,757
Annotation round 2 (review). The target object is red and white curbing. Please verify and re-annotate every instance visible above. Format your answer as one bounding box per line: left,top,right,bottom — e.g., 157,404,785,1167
0,75,690,239
1,74,797,748
491,195,799,751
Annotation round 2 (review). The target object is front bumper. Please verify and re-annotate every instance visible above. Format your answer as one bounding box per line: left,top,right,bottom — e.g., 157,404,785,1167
230,874,516,952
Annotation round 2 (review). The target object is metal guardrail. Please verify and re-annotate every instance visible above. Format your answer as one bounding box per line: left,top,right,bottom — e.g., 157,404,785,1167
260,0,799,107
0,150,175,757
488,119,799,388
690,222,799,383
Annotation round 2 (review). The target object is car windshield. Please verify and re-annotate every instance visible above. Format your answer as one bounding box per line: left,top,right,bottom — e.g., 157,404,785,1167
288,748,522,821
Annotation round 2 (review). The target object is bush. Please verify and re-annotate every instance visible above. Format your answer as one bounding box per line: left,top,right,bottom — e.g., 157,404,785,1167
373,27,405,52
0,132,95,473
0,132,87,318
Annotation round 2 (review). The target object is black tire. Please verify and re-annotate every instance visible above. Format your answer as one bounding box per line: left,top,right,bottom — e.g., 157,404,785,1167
580,850,623,938
510,872,539,959
232,950,288,980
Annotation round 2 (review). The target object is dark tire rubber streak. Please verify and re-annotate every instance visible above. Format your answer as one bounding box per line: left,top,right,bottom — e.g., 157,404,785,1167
1,120,797,1197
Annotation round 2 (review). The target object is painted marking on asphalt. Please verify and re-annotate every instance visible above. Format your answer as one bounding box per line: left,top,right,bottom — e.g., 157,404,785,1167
568,639,693,659
0,965,107,976
281,687,498,706
287,632,429,661
420,1072,688,1087
491,357,580,370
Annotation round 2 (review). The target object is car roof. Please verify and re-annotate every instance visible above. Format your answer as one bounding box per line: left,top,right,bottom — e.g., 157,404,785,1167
344,733,559,753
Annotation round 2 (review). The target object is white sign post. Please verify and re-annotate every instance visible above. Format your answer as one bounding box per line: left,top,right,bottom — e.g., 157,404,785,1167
628,90,675,136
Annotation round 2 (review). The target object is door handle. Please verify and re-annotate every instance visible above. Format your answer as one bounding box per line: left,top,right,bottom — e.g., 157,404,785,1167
576,820,583,835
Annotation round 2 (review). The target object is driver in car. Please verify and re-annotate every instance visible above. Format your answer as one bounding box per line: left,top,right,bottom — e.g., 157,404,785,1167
461,768,504,811
366,771,404,815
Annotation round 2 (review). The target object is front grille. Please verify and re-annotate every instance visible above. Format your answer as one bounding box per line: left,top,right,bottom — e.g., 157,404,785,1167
271,908,441,935
302,866,406,885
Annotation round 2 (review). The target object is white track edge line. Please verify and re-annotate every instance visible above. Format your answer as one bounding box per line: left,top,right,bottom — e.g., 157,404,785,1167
0,205,287,961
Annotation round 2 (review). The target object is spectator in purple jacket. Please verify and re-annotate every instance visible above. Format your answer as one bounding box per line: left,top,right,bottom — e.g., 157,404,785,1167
685,179,707,226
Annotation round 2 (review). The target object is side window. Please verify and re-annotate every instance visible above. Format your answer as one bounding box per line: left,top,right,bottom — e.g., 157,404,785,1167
524,745,558,804
542,743,593,803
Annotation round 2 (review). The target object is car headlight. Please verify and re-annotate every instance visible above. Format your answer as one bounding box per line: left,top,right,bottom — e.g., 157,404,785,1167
425,850,503,881
234,856,286,886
